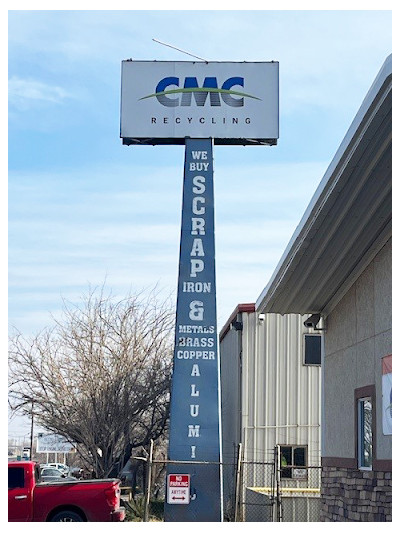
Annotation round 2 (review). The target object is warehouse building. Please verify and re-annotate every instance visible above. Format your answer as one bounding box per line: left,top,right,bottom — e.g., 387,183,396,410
256,55,392,521
220,306,321,521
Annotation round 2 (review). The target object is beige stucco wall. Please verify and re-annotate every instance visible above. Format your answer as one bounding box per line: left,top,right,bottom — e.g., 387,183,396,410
324,238,392,460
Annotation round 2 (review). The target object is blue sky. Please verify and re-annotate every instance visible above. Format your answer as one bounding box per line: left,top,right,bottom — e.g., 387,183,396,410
7,7,392,436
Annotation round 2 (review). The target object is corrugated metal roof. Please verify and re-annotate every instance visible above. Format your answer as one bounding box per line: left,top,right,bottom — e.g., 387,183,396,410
256,55,392,316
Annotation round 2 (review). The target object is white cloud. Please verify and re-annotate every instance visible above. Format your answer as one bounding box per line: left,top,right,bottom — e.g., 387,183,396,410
8,76,72,110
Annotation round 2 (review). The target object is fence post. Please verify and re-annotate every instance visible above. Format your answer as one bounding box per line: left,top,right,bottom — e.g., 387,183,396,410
274,445,282,522
143,439,154,522
234,443,243,522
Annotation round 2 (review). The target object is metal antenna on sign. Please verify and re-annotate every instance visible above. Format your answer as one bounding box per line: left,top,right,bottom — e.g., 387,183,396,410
152,38,208,62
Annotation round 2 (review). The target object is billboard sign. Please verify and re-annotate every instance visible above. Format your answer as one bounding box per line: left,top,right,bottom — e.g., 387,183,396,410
120,61,279,145
36,433,75,453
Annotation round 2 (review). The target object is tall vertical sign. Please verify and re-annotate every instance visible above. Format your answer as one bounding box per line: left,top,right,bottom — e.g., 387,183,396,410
164,138,223,521
120,59,279,522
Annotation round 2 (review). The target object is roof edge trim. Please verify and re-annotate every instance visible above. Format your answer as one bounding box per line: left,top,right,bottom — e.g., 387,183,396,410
256,55,392,314
219,303,255,341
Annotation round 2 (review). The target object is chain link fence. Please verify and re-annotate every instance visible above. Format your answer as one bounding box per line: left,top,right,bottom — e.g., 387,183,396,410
279,465,321,522
239,462,321,522
239,460,276,521
127,442,321,522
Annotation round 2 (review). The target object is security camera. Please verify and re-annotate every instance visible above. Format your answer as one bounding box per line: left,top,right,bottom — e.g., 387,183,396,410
304,314,321,328
258,313,265,323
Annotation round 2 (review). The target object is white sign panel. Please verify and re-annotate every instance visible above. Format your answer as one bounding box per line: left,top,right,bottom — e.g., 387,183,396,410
36,433,75,453
293,468,307,480
120,61,279,145
382,355,392,435
167,474,190,505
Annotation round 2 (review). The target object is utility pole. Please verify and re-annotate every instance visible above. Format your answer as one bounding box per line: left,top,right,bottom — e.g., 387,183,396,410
143,439,154,522
29,401,34,460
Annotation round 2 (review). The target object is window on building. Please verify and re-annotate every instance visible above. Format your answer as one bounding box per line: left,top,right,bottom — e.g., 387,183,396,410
8,467,25,489
280,445,307,479
358,397,373,469
304,334,321,365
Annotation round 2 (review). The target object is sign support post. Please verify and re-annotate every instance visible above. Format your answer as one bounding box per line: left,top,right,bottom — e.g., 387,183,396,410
164,138,223,522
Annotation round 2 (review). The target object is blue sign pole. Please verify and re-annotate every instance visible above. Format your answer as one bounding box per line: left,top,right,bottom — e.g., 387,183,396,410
164,138,223,522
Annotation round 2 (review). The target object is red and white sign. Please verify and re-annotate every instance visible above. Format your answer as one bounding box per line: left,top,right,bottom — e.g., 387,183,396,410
167,474,190,505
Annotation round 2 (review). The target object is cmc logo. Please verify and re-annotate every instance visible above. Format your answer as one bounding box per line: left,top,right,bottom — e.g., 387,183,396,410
140,77,261,107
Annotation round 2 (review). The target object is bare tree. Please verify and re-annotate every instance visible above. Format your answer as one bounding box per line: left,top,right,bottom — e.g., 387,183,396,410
8,285,174,478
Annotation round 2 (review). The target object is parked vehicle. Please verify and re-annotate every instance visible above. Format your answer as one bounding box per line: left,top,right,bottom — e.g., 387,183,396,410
8,461,125,522
69,466,84,479
40,467,76,483
41,462,70,474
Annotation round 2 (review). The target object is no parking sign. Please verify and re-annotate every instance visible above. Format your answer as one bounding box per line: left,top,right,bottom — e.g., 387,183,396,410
167,474,190,505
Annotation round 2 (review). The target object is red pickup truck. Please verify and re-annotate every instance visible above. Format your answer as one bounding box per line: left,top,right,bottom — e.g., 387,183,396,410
8,461,126,522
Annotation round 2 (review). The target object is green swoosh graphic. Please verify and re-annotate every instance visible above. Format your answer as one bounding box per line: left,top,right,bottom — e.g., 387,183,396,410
139,87,261,101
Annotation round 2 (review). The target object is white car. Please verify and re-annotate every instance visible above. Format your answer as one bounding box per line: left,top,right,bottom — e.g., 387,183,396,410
40,463,70,474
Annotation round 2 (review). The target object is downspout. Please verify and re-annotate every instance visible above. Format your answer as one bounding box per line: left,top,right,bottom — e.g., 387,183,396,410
237,312,243,455
320,316,326,460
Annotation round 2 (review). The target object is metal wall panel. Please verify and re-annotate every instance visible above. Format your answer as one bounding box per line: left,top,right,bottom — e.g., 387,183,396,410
242,313,321,467
220,325,242,511
220,312,321,473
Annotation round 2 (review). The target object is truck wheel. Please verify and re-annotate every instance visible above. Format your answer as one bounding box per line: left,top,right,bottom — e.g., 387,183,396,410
50,510,84,522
